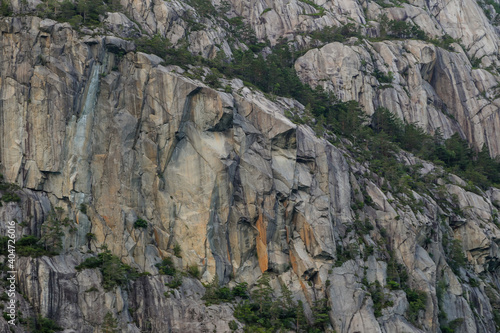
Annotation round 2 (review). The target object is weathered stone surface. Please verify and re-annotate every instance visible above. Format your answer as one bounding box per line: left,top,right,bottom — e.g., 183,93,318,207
2,0,500,330
295,39,500,156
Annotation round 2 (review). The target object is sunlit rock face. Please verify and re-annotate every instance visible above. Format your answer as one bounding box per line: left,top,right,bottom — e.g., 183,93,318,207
2,0,500,330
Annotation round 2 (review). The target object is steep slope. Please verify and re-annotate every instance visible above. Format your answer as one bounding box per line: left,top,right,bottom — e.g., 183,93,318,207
113,0,500,156
1,0,500,332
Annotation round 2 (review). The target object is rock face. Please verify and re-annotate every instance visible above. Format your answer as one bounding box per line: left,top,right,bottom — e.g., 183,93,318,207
110,0,500,156
295,39,500,157
1,0,500,332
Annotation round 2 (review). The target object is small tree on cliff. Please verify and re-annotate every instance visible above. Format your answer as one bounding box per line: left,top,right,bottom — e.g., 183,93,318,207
0,0,12,16
39,208,64,253
102,312,119,333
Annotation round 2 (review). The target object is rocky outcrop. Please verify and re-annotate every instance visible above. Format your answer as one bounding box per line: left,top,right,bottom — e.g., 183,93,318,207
2,0,500,331
295,39,500,156
9,0,500,154
104,0,500,156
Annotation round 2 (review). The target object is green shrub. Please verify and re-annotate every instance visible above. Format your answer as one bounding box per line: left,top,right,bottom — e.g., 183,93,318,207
310,23,360,43
373,69,394,84
335,243,359,266
187,265,201,279
35,0,121,27
0,236,9,255
0,0,12,16
228,320,238,331
232,274,326,331
370,281,393,317
86,233,96,242
386,255,408,289
80,203,87,214
354,219,374,235
68,14,83,28
135,34,170,59
387,20,426,39
39,210,65,253
76,256,102,270
204,70,222,88
16,235,55,257
469,278,480,288
216,286,232,300
155,257,176,276
202,279,249,306
298,0,326,15
1,192,20,203
387,280,400,290
440,318,465,333
311,298,331,329
135,35,199,67
165,274,183,289
203,276,232,305
102,312,119,333
75,249,139,290
429,34,457,51
27,316,61,333
232,282,249,298
173,244,182,258
406,289,427,323
366,107,500,191
446,239,467,274
493,310,500,330
134,218,148,229
186,0,217,17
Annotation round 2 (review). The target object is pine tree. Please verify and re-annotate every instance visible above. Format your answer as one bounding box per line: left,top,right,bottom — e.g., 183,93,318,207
0,0,12,16
102,313,119,333
296,300,308,332
40,209,64,253
311,298,331,330
251,273,273,320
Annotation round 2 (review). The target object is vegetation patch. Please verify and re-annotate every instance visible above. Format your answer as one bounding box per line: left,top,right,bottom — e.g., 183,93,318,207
384,19,426,40
373,69,394,84
102,312,119,333
76,247,140,290
0,192,20,203
298,0,326,16
202,277,248,305
0,208,68,257
406,289,427,323
173,244,182,258
15,235,57,257
25,316,61,333
0,175,21,204
133,218,148,229
309,23,361,44
155,257,176,276
34,0,122,27
0,0,11,16
187,264,201,279
165,274,183,289
369,281,394,317
233,274,330,332
367,107,500,190
335,243,359,266
442,236,467,274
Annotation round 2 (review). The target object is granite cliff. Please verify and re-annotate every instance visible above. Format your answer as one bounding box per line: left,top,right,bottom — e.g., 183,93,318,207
1,0,500,332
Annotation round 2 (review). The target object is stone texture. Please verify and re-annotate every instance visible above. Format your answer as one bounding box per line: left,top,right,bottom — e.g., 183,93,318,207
1,0,500,331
